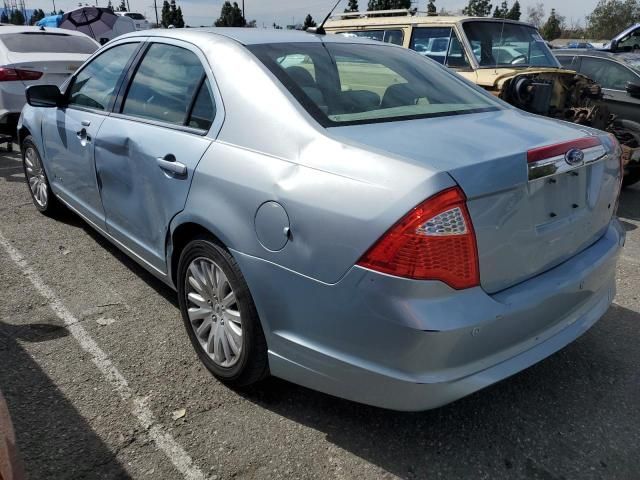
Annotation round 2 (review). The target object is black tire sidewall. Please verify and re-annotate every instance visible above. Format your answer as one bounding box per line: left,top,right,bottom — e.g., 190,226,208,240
177,238,264,384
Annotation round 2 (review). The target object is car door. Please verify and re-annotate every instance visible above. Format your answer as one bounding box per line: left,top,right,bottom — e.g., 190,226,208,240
94,40,217,274
579,56,640,123
41,41,142,227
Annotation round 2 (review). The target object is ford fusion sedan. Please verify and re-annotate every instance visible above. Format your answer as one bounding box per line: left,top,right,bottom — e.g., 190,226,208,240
18,29,624,411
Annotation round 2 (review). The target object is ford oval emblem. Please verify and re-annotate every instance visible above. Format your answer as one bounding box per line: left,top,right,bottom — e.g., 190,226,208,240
565,148,585,166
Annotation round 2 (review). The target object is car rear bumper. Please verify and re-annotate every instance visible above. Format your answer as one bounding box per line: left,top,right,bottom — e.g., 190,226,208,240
233,219,625,411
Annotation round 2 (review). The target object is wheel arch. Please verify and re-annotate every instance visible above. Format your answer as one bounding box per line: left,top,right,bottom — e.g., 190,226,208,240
168,221,227,288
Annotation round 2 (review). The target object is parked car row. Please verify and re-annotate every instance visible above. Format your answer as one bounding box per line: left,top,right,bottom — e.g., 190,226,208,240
18,24,624,411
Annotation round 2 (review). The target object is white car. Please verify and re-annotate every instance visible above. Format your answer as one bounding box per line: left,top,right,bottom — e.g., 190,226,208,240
0,26,98,138
114,12,151,30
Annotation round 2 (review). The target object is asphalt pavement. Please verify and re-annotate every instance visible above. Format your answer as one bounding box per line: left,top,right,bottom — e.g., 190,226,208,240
0,147,639,480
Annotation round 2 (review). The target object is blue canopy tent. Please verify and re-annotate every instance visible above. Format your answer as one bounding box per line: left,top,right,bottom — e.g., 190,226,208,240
36,14,62,27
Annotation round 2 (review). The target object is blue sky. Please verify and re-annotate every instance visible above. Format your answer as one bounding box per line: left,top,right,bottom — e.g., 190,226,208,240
30,0,600,28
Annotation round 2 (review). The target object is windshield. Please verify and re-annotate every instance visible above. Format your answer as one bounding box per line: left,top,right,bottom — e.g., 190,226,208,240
249,42,499,126
462,21,558,68
624,57,640,75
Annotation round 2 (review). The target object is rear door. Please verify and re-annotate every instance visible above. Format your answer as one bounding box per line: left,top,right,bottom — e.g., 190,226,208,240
579,56,640,123
41,41,141,227
94,40,217,273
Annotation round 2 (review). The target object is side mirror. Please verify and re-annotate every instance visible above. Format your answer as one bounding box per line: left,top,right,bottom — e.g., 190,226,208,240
626,82,640,99
25,84,63,108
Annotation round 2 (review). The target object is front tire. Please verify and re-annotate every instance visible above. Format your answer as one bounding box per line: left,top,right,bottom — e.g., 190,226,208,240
21,136,60,215
177,237,268,387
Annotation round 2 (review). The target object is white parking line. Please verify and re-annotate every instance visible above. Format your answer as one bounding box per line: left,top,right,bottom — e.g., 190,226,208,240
0,229,209,480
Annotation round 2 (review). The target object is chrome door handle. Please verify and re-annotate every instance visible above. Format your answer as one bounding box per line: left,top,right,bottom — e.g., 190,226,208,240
81,120,91,127
156,155,187,176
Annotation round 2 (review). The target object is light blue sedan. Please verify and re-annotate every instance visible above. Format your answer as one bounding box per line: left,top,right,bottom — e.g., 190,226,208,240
18,28,625,411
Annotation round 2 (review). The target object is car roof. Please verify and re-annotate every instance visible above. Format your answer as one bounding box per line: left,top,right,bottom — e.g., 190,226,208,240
554,48,640,65
324,15,535,29
0,25,92,38
121,27,388,46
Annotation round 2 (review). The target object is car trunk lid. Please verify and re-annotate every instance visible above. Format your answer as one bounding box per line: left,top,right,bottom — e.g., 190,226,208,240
5,53,88,87
329,109,620,293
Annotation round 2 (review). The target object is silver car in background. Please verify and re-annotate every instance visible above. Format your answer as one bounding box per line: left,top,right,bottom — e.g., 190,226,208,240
18,29,625,411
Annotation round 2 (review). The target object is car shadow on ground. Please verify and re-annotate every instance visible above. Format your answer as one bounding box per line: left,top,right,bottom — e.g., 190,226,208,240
54,208,178,308
236,304,640,479
0,320,133,479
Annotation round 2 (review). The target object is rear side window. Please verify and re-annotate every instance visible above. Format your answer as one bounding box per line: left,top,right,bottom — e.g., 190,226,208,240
122,43,205,125
125,13,145,20
68,42,139,111
0,33,98,54
339,30,404,46
188,79,216,130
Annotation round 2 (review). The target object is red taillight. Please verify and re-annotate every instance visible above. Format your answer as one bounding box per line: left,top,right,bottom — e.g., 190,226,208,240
357,186,480,290
527,137,601,163
0,67,43,81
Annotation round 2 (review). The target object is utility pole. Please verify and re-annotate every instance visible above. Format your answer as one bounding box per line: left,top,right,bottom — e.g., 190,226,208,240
126,0,129,10
153,0,158,25
52,0,55,13
241,0,245,24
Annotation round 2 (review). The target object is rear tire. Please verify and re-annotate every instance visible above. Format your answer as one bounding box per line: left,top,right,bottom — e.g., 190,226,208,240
21,136,60,215
177,236,269,387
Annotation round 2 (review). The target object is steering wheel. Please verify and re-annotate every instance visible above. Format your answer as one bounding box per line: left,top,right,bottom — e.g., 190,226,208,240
511,54,527,65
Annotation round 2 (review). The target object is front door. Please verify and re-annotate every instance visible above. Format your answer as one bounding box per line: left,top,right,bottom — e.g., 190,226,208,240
42,41,141,227
95,41,216,273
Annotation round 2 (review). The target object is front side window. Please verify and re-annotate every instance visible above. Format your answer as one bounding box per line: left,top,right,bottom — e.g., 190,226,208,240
249,42,499,126
122,43,205,125
68,42,139,111
339,29,404,46
462,21,558,68
581,57,638,91
410,27,470,68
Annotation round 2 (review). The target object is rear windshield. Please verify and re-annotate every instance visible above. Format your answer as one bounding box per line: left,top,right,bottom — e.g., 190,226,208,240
249,42,499,126
0,32,98,54
125,13,145,20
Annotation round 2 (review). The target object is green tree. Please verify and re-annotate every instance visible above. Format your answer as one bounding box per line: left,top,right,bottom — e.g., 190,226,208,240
492,1,508,17
214,1,245,27
587,0,640,40
303,14,316,30
463,0,493,17
106,0,114,12
367,0,412,10
118,0,126,12
0,10,8,23
10,9,25,25
540,8,563,40
427,0,437,16
161,0,170,26
175,6,184,27
344,0,358,12
506,0,521,20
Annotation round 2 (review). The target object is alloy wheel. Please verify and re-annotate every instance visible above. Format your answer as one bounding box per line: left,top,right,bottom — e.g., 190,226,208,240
185,257,243,368
24,147,48,208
